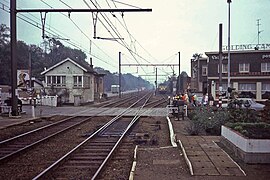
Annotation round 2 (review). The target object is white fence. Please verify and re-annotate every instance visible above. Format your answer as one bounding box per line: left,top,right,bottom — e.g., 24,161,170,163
20,95,58,107
40,96,58,107
166,104,188,117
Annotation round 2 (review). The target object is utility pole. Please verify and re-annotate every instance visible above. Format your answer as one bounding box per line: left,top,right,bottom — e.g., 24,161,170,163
219,23,223,107
178,52,181,94
10,0,18,116
119,52,121,98
197,57,200,92
29,50,32,89
227,0,232,98
10,2,151,114
155,68,157,95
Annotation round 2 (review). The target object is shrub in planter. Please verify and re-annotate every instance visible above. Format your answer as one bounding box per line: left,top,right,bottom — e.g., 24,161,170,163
261,99,270,123
227,99,260,123
225,122,270,139
186,107,229,135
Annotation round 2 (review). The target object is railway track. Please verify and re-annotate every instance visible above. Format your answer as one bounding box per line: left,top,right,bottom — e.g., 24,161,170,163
90,92,141,108
32,93,153,179
0,93,146,163
0,91,167,179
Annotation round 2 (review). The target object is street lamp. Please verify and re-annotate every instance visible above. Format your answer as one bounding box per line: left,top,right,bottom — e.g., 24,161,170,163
227,0,232,97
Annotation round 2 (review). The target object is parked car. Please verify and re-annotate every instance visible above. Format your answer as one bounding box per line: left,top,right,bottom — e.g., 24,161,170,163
238,98,265,111
223,98,265,111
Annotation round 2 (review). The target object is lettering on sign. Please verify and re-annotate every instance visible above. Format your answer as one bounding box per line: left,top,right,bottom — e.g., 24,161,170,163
211,55,228,60
262,54,270,59
223,44,270,51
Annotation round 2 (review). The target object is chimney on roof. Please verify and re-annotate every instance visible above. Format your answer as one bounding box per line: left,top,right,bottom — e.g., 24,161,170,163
90,57,93,69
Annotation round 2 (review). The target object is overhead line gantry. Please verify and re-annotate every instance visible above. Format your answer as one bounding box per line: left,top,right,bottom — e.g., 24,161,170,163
10,0,152,116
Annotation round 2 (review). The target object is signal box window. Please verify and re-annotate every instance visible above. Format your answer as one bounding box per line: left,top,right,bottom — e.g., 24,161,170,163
47,76,66,87
74,76,83,87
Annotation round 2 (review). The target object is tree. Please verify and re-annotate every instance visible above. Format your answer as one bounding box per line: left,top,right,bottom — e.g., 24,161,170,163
45,39,87,67
192,53,202,60
0,24,11,84
0,24,10,46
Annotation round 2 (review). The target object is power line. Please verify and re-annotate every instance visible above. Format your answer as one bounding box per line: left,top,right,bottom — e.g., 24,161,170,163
35,1,118,67
85,0,148,74
0,3,118,68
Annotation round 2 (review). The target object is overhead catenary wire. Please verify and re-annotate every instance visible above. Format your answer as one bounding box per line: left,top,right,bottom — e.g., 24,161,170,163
87,0,150,74
2,0,118,68
2,0,172,82
0,2,118,69
41,0,116,64
85,0,171,77
90,0,177,79
105,1,178,76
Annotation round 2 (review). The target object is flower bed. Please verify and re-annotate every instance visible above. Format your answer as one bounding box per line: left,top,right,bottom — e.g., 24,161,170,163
221,125,270,163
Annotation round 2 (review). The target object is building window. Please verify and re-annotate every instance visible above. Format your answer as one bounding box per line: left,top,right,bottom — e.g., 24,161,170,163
262,83,270,99
238,83,256,98
239,83,256,91
47,76,51,85
222,64,228,73
62,76,66,86
218,64,228,73
52,76,56,85
239,63,250,72
202,65,207,76
46,76,66,87
261,63,270,72
74,76,83,87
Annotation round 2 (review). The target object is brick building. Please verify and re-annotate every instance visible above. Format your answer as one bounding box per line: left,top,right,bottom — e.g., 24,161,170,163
202,50,270,101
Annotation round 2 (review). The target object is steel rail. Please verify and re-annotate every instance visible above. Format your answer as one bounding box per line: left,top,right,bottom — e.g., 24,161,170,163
0,93,139,145
32,92,152,179
0,116,89,162
91,93,153,179
0,94,142,162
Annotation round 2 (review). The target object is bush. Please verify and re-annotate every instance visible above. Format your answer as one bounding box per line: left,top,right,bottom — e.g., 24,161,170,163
225,122,270,139
227,99,260,123
187,107,229,135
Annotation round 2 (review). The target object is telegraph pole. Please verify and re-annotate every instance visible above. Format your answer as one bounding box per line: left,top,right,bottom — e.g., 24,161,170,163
119,52,121,98
10,2,151,114
219,24,223,89
178,51,181,94
155,68,157,95
219,23,223,107
10,0,18,116
227,0,232,97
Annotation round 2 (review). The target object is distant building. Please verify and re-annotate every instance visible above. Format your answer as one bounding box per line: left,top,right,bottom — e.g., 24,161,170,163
190,57,208,94
41,57,105,105
205,50,270,100
190,49,270,101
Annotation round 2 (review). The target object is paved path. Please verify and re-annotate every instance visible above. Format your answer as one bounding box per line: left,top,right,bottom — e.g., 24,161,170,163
179,136,245,176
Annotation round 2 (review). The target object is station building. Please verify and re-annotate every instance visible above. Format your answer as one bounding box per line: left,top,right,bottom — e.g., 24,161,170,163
191,46,270,101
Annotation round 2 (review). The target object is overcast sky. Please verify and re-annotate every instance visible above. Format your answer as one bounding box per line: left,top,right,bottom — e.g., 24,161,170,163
1,0,270,84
